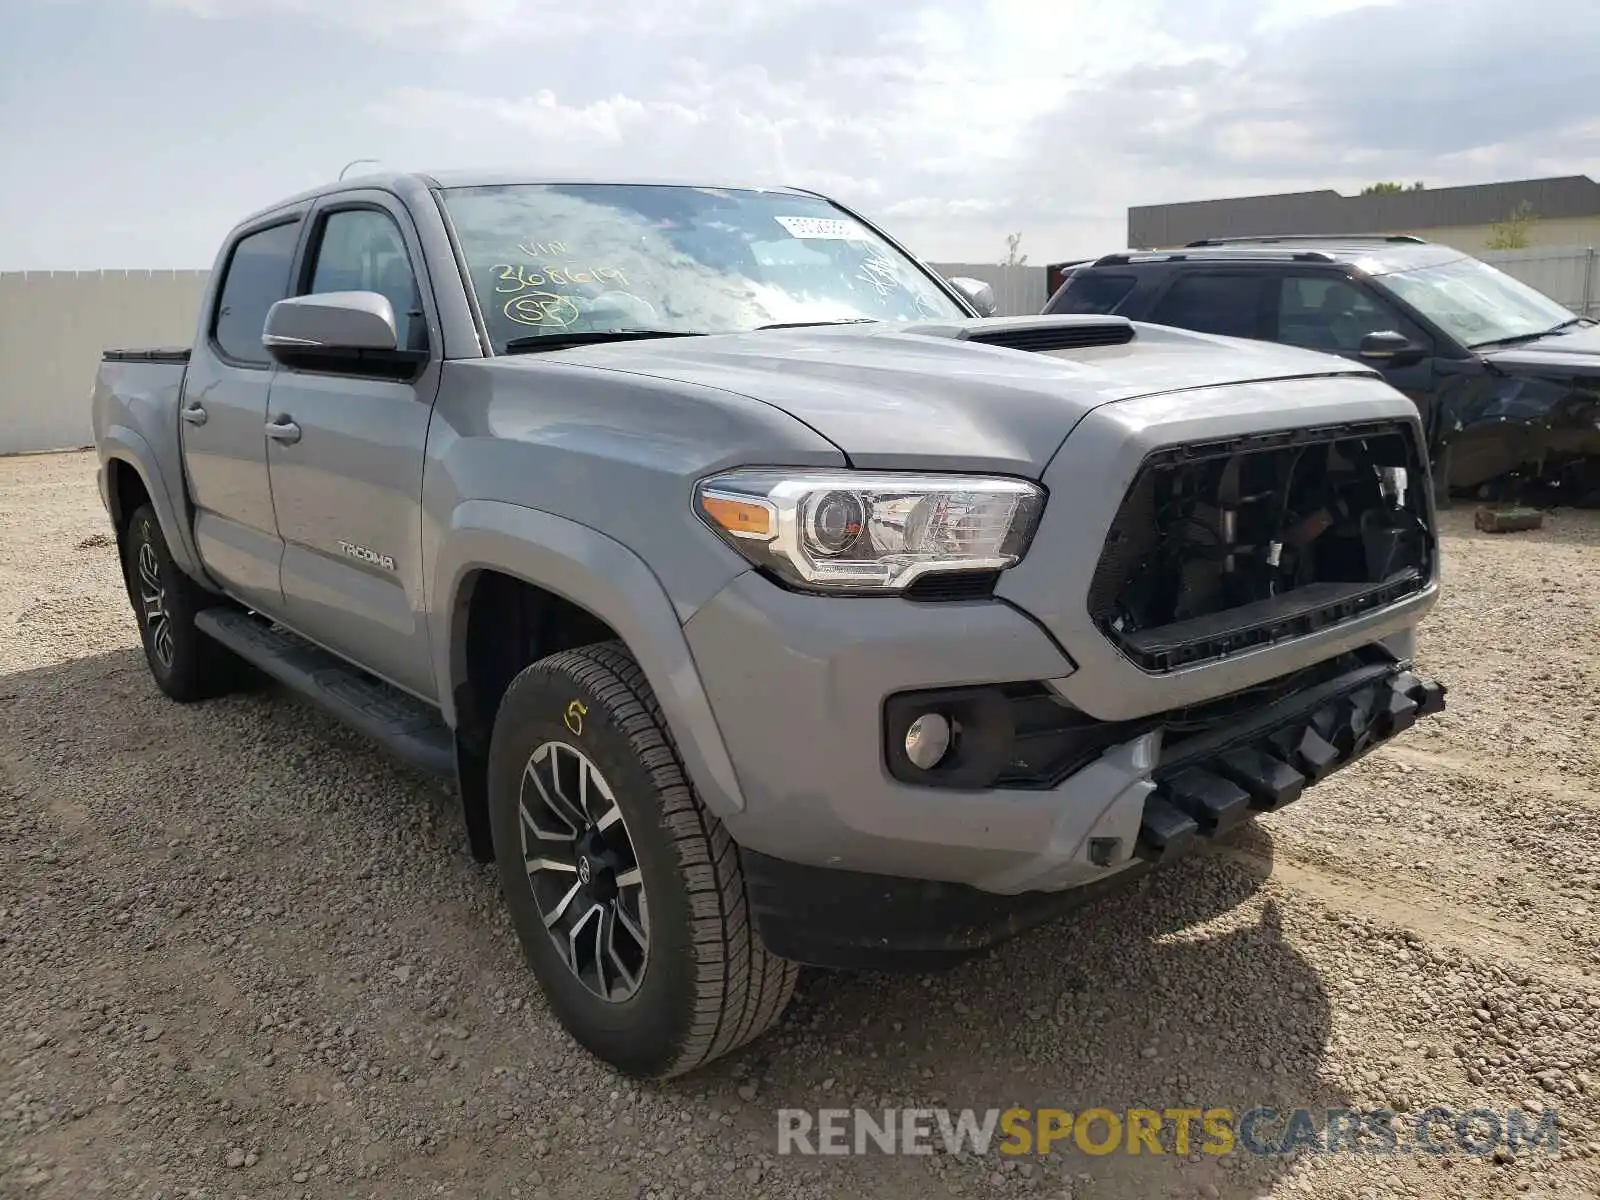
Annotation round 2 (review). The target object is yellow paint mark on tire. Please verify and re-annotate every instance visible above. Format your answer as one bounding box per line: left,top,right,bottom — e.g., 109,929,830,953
564,699,588,736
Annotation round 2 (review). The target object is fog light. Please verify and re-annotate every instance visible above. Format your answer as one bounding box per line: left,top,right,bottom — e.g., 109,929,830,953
904,713,952,770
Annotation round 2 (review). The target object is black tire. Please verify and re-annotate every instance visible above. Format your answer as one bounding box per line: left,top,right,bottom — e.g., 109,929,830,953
121,504,246,703
487,640,797,1078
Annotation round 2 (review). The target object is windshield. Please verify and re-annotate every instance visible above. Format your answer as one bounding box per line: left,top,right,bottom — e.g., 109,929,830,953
438,183,967,352
1378,255,1576,347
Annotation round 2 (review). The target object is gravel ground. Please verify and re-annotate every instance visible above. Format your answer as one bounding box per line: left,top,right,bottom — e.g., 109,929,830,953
3,449,1599,1200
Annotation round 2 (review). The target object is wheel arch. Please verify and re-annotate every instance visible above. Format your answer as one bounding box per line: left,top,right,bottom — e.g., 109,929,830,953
100,427,211,585
431,500,749,859
105,455,151,535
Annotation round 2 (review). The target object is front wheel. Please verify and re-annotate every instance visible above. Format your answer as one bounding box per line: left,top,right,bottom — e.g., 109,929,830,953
487,641,797,1078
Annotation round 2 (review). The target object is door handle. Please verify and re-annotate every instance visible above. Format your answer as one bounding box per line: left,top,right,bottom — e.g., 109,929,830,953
181,404,207,426
265,416,302,444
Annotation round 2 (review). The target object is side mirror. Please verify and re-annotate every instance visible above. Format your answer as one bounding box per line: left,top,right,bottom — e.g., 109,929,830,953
948,276,998,318
1359,330,1428,368
262,291,400,361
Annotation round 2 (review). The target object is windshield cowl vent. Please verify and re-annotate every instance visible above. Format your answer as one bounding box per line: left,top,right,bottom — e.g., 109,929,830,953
958,316,1136,354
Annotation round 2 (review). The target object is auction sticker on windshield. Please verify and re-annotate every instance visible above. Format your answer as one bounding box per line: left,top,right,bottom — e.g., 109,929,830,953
774,216,864,240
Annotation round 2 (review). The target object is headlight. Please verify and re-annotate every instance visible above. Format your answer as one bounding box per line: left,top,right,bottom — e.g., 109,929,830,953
694,470,1045,593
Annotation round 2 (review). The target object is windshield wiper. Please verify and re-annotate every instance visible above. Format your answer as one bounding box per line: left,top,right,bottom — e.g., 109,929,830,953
756,318,879,330
502,328,711,354
1470,317,1592,350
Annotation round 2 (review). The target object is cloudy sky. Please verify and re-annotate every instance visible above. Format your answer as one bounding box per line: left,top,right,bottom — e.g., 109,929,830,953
3,0,1597,271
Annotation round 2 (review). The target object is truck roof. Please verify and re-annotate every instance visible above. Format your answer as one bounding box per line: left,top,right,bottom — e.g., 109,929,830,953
237,170,821,227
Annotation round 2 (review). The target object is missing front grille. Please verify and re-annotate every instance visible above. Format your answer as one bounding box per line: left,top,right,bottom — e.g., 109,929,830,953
1090,422,1433,672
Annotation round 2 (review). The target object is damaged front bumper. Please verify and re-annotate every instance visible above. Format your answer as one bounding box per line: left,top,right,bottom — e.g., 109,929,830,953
738,658,1445,972
1137,662,1446,861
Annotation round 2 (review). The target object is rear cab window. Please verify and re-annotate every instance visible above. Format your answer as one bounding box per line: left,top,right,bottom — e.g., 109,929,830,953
211,221,301,367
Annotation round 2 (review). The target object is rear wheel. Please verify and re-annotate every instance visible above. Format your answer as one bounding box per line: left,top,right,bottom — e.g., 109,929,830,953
488,640,797,1078
122,504,246,702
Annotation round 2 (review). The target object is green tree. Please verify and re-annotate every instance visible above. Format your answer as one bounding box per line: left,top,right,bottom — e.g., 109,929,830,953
1003,232,1028,268
1361,181,1426,195
1486,200,1538,250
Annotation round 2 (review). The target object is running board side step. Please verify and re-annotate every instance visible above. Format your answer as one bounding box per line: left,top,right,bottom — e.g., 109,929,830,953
194,609,455,778
1135,668,1446,862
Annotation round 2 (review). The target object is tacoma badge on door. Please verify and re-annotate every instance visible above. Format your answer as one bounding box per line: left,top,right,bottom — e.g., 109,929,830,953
337,540,395,571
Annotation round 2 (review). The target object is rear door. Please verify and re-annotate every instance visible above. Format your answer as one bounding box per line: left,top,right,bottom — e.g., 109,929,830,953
1143,270,1275,340
263,192,443,700
181,214,305,614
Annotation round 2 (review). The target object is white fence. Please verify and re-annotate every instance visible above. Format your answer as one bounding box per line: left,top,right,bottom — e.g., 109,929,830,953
1,251,1591,456
1480,246,1599,317
927,263,1050,317
0,271,209,455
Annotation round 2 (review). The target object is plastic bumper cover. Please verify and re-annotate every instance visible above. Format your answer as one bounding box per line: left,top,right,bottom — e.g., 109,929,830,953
688,572,1444,905
732,657,1445,969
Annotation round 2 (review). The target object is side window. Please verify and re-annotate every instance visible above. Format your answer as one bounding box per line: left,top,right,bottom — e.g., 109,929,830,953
212,221,300,366
1147,274,1266,339
1051,273,1136,315
304,209,426,352
1277,276,1421,354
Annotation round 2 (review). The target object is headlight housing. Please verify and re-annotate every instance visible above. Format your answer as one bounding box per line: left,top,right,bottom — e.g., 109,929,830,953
694,469,1046,593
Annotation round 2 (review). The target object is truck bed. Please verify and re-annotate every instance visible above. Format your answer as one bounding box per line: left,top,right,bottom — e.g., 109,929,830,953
102,347,192,363
91,348,193,537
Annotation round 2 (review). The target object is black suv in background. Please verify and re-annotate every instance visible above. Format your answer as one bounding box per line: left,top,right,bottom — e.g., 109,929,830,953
1043,235,1600,503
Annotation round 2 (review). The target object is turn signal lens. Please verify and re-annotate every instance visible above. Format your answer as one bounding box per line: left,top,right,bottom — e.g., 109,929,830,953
699,494,775,540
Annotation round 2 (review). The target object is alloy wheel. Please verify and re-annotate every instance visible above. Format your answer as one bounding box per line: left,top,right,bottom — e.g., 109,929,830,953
519,740,649,1002
136,538,175,670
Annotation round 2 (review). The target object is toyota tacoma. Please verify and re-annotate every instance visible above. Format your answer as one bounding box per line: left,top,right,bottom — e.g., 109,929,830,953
92,171,1447,1078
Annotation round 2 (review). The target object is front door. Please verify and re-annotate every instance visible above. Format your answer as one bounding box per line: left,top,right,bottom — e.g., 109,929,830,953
264,196,443,701
1273,272,1440,437
180,216,304,614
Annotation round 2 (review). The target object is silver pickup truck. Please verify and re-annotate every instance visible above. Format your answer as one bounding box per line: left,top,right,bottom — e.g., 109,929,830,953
93,171,1446,1078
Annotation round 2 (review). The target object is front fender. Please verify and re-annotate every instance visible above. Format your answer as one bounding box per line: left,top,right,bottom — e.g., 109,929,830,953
99,425,211,585
428,499,747,818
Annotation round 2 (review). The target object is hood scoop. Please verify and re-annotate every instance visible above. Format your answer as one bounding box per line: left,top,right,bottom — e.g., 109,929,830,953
912,315,1136,354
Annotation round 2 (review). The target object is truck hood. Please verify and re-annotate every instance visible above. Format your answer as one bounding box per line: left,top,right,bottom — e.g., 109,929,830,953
1480,322,1600,376
529,317,1381,474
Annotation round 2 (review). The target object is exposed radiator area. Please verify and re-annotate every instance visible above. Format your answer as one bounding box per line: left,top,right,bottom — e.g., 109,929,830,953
1088,421,1434,673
